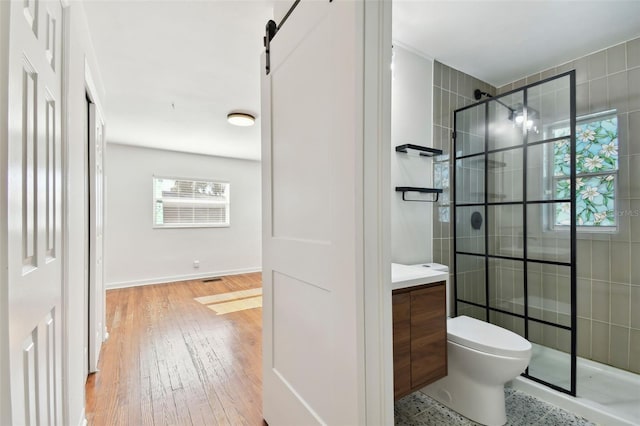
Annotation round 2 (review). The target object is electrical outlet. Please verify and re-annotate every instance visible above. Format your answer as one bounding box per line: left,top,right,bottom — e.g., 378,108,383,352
193,260,200,269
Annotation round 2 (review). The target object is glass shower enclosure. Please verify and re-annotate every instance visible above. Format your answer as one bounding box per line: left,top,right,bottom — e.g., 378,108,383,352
452,72,577,395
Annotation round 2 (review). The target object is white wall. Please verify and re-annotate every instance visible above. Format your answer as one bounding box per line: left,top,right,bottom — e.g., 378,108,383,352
64,2,107,425
105,144,261,288
391,44,435,264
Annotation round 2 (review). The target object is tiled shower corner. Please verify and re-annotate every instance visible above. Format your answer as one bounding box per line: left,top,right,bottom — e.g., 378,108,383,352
435,36,640,375
394,386,596,426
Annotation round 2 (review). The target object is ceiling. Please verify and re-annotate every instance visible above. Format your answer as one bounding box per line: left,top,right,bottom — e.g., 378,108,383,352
83,1,640,160
393,1,640,88
83,1,273,161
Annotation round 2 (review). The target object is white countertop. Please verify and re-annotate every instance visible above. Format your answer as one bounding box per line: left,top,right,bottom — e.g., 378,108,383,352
391,263,448,291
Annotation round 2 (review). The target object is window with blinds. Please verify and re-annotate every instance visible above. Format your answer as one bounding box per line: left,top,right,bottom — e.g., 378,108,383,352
153,177,230,228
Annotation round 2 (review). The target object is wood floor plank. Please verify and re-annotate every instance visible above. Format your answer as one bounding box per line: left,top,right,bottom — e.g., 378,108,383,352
86,273,263,426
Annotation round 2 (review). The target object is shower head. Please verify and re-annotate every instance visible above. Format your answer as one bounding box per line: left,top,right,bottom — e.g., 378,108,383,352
475,87,525,124
474,89,493,100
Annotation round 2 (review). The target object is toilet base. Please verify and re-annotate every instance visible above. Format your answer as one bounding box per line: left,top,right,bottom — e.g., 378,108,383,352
421,373,507,426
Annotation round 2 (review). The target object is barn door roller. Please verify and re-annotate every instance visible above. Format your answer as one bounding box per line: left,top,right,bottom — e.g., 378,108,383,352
264,0,333,75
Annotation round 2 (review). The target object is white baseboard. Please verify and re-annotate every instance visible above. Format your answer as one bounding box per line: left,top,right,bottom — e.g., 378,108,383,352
105,267,262,290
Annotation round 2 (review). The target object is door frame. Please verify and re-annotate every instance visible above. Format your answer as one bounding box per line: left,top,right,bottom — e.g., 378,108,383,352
361,1,393,423
60,3,107,422
0,0,10,422
84,61,106,375
59,2,70,423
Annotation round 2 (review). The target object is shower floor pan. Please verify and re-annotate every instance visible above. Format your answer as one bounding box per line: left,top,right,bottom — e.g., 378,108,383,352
511,343,639,425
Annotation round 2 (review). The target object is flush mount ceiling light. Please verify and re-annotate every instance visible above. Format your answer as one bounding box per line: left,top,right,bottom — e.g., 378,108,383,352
227,112,255,127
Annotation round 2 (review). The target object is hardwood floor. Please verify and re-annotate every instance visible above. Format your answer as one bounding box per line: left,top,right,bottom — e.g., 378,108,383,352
86,273,263,426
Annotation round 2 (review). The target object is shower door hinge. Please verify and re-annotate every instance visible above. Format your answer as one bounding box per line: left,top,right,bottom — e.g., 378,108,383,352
452,131,456,140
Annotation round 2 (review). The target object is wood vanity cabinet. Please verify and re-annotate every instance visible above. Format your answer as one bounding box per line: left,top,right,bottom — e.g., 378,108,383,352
392,281,447,400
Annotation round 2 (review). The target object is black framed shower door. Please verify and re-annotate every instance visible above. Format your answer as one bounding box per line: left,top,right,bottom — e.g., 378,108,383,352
452,71,577,396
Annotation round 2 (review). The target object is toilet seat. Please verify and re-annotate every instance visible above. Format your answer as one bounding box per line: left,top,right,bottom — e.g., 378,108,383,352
447,315,532,358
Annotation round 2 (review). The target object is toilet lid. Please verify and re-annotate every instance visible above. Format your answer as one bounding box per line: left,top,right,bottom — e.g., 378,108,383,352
447,315,532,358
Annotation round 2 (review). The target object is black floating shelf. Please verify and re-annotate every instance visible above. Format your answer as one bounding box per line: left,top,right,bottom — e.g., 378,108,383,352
395,187,443,202
395,144,443,157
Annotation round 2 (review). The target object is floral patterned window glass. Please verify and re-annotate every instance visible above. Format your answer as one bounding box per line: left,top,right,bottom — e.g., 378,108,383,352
553,111,618,227
434,160,450,222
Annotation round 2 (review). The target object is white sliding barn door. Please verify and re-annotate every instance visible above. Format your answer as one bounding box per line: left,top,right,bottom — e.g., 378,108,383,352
3,0,64,424
261,1,390,424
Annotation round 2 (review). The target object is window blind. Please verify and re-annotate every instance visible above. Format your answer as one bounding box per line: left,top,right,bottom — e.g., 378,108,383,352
153,177,230,228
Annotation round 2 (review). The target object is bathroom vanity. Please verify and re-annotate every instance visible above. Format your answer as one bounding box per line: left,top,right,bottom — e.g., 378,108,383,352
391,264,448,400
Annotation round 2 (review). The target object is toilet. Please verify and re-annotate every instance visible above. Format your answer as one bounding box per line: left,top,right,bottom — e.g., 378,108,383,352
414,263,532,426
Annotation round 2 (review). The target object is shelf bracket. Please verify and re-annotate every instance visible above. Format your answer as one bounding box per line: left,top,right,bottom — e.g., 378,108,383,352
395,187,443,203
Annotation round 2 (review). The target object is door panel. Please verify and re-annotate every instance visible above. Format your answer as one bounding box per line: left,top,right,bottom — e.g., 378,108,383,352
45,95,56,260
270,12,331,243
6,0,63,424
261,1,366,424
22,59,38,270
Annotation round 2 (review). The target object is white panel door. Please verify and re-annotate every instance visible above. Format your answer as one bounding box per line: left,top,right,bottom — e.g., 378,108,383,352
261,1,368,424
5,0,63,424
88,102,105,373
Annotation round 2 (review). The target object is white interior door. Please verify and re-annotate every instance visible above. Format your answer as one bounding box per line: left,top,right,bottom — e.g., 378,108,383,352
261,1,371,424
88,101,105,373
5,0,64,424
